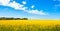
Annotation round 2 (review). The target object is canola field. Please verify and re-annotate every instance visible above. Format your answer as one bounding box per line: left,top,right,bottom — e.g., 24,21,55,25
0,20,60,31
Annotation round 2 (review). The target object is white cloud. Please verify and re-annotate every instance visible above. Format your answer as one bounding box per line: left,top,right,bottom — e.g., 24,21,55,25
0,0,47,15
22,1,26,5
0,0,27,10
8,1,25,10
0,0,10,5
31,5,35,8
26,10,46,15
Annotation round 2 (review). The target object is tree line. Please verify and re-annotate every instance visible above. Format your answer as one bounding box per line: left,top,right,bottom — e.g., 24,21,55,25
0,17,28,20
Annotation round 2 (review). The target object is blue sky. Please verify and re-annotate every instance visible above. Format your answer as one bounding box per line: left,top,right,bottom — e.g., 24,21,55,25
0,0,60,20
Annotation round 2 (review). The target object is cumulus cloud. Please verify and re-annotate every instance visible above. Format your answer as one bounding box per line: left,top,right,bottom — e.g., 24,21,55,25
0,0,47,15
26,10,46,15
22,1,26,5
0,0,10,5
8,1,25,10
0,0,27,10
31,5,35,8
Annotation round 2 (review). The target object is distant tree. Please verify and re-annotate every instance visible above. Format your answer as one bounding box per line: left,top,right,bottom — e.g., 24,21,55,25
14,18,21,20
0,17,28,20
0,17,6,20
21,18,28,20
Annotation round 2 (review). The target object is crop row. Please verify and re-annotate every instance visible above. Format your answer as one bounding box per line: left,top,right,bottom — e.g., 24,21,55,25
0,24,60,31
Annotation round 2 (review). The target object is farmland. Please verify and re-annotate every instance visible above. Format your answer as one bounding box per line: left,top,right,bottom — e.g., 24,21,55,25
0,20,60,31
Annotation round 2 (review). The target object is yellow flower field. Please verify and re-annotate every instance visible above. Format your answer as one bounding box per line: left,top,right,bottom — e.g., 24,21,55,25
0,20,60,26
0,20,60,31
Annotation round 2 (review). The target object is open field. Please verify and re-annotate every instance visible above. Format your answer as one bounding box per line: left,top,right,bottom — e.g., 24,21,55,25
0,20,60,31
0,20,60,26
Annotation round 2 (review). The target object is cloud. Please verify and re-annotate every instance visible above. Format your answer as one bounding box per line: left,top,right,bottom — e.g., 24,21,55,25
0,0,47,15
7,1,26,10
0,0,27,10
26,10,46,15
0,0,10,5
22,1,26,5
31,5,35,8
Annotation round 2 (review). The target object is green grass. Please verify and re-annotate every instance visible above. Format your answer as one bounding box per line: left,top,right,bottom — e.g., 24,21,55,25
0,24,60,31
